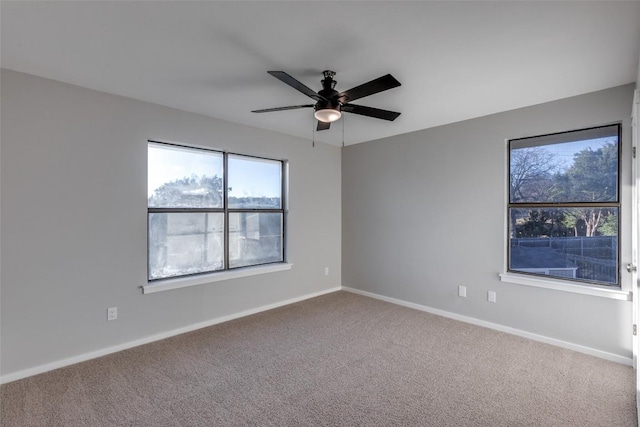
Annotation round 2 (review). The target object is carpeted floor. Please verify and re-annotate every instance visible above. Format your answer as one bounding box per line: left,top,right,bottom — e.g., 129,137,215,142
1,291,636,426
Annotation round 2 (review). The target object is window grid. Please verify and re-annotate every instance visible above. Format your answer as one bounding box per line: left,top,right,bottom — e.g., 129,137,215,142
148,141,286,281
507,124,621,287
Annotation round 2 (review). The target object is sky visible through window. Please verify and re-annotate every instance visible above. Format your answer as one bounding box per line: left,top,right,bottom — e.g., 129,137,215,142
148,144,281,200
228,155,281,201
546,136,617,170
508,127,619,286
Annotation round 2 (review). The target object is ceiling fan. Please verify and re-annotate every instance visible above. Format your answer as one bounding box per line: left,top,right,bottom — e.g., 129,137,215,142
252,70,401,131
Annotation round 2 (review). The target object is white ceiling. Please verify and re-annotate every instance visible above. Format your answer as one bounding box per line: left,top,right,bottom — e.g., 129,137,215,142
2,1,639,146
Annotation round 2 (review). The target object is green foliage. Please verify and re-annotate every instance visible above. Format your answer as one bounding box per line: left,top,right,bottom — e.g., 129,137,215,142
515,208,567,238
148,175,280,209
561,210,577,232
564,143,617,202
599,211,618,236
511,141,618,238
149,175,223,208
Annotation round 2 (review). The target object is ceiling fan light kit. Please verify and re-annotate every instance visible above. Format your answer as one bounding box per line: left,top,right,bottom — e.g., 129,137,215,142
252,69,401,131
314,108,341,123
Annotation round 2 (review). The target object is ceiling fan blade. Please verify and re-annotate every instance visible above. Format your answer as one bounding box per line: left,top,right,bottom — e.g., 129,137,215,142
252,104,314,113
342,104,401,121
317,121,331,131
338,74,401,104
268,71,326,102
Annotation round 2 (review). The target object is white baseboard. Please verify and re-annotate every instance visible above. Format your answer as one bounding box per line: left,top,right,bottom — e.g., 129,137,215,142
3,285,630,384
342,286,633,366
0,286,342,384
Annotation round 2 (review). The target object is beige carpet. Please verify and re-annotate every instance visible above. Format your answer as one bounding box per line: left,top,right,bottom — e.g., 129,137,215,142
1,291,636,426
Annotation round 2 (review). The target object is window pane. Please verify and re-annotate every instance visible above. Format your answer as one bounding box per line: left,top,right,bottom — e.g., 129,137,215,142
229,212,283,268
149,213,224,280
228,155,282,209
148,143,224,208
508,207,618,285
509,128,618,203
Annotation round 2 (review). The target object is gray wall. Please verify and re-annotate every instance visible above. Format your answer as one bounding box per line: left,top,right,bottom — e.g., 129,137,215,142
343,84,635,358
0,69,342,376
1,67,636,377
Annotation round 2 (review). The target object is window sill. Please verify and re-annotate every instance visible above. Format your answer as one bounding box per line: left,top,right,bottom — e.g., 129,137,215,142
143,263,293,294
499,273,631,301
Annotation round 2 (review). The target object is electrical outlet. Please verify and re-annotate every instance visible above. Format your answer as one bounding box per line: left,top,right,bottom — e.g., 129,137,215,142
325,267,329,276
488,291,497,303
458,285,467,298
107,307,118,321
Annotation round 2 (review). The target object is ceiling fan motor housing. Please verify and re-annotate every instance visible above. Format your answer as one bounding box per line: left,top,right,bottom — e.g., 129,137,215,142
317,70,340,111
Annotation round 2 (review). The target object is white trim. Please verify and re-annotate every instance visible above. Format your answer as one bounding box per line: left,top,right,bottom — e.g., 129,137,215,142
4,284,631,384
143,263,293,294
0,286,340,384
342,286,633,366
499,272,631,301
503,129,632,302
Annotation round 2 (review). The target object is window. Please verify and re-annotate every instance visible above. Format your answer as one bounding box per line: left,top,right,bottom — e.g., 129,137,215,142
148,142,285,281
507,124,620,287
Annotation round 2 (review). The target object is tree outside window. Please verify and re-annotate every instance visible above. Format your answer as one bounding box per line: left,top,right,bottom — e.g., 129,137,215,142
508,125,620,286
147,142,285,281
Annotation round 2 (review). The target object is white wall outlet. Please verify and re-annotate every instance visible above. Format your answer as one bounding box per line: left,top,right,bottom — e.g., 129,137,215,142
107,307,118,321
325,267,329,276
458,285,467,298
488,291,497,303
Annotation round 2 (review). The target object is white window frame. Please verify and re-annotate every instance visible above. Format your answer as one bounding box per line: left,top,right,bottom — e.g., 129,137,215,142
145,141,291,293
500,125,631,301
143,263,292,294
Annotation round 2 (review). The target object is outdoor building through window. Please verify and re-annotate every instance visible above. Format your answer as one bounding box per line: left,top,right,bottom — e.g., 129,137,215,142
148,141,285,281
508,124,620,287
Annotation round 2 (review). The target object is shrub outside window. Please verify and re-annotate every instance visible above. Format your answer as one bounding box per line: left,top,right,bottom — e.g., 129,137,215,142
507,124,620,287
148,142,285,281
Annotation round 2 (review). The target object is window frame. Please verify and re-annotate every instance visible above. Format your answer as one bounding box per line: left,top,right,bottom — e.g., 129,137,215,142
505,124,622,290
147,140,287,283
